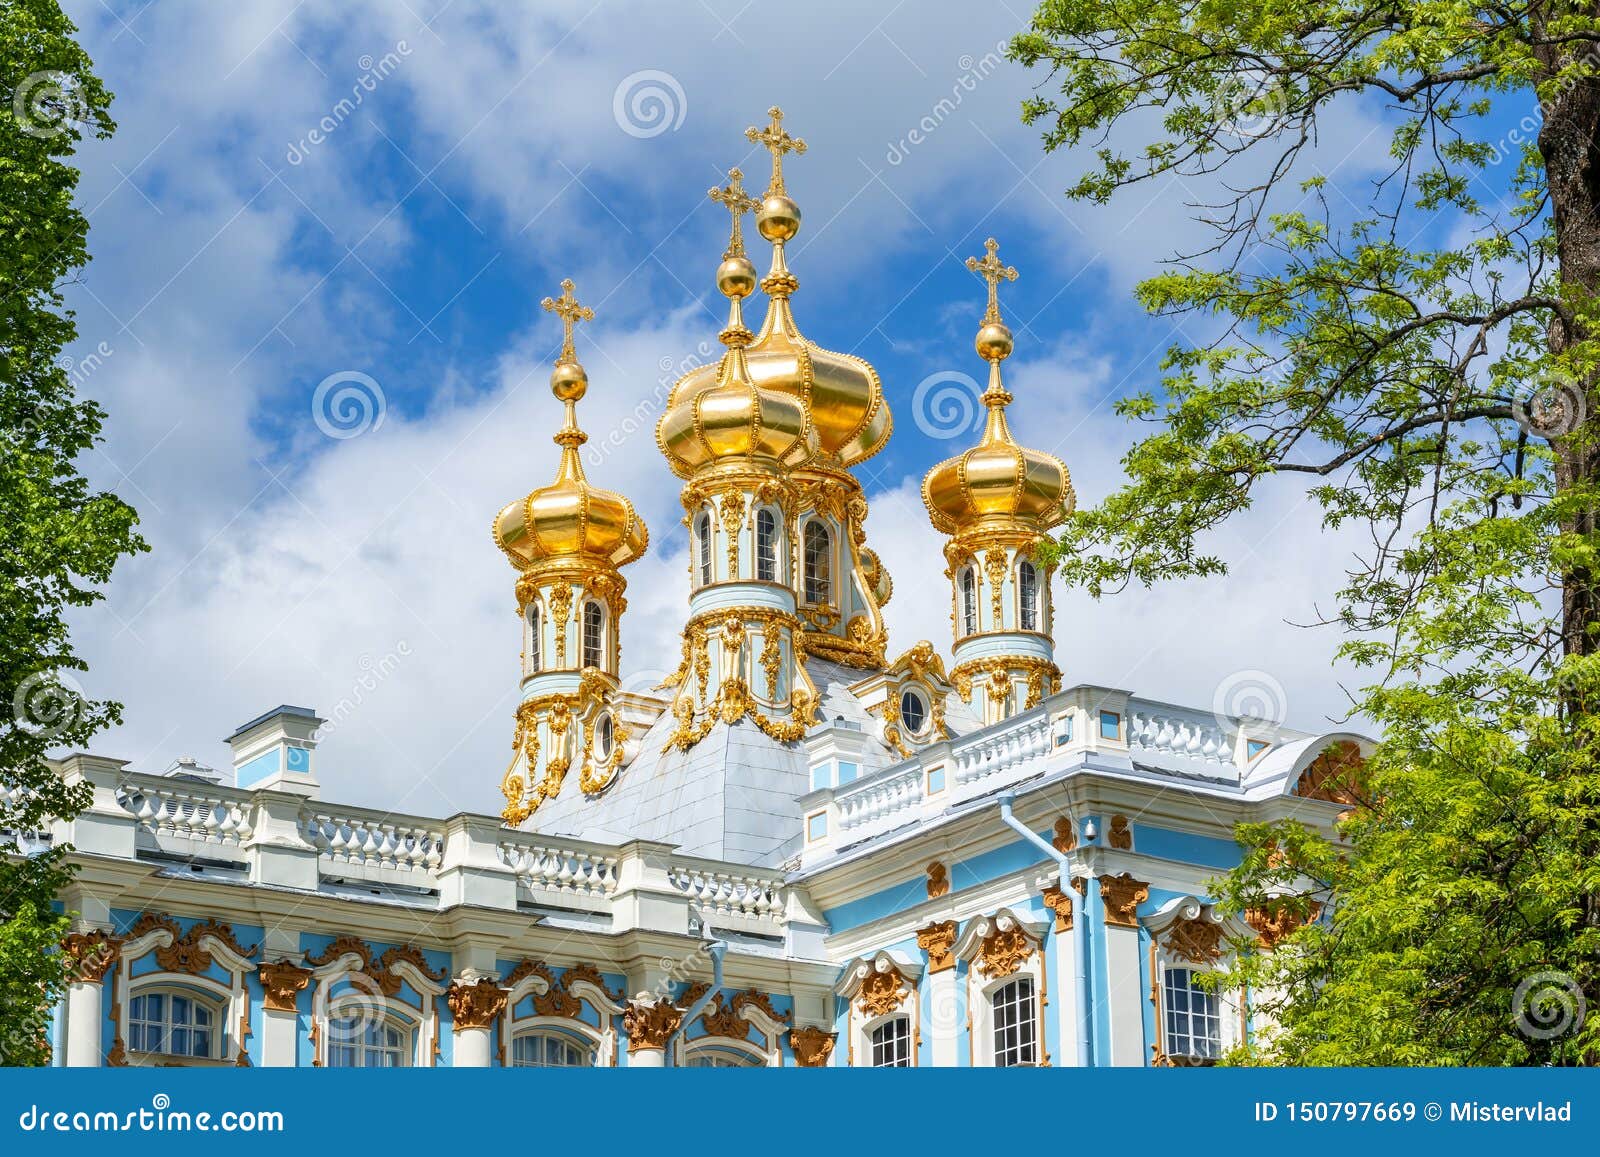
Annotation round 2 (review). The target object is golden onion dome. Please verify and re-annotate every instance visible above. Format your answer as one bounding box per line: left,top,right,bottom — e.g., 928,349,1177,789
739,109,891,469
656,165,818,479
922,239,1075,536
494,280,648,569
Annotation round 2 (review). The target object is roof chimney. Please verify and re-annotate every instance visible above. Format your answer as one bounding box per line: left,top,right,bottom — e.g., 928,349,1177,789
226,705,323,796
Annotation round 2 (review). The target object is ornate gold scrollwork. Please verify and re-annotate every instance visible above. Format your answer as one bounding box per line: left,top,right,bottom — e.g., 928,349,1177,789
917,921,957,973
788,1025,836,1067
1099,873,1150,929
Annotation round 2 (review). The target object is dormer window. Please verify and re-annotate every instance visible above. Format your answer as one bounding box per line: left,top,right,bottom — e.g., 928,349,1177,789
899,689,928,737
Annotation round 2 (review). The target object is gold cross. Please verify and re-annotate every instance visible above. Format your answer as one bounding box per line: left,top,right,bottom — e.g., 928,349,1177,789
966,237,1018,324
541,278,594,363
744,106,806,196
708,167,759,258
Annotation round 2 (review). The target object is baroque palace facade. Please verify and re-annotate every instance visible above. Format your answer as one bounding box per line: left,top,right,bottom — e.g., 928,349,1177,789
40,108,1366,1069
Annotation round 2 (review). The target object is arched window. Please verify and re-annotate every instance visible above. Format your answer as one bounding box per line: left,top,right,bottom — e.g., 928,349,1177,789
128,989,222,1060
870,1017,912,1067
1162,967,1223,1062
755,509,779,582
685,1048,760,1068
512,1031,593,1068
527,603,541,672
803,521,831,605
582,601,604,670
326,1016,410,1068
960,568,978,635
899,688,928,736
696,512,713,586
991,977,1037,1067
1017,560,1039,631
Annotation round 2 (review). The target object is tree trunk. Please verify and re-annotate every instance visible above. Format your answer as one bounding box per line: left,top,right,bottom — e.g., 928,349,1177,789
1536,12,1600,664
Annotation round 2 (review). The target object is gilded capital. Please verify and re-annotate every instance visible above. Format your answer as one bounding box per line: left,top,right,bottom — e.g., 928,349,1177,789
623,996,683,1052
447,978,508,1031
788,1025,837,1067
916,920,958,973
61,930,120,984
1099,872,1150,928
259,960,312,1012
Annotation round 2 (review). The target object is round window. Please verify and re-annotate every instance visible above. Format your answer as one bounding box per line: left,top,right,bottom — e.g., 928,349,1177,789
596,714,615,758
899,689,928,736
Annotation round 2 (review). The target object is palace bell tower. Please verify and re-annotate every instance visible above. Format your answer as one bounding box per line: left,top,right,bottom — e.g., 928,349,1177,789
923,239,1075,724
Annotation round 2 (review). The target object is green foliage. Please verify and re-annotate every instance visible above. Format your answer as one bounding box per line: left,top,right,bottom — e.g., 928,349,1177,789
1012,0,1600,1061
0,0,142,1065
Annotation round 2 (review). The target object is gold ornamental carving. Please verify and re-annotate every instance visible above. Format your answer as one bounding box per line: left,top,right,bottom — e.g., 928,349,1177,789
977,923,1035,978
623,998,683,1052
719,492,745,574
303,936,444,996
549,581,573,666
1246,901,1322,949
447,979,508,1030
1099,873,1150,928
61,930,120,984
1295,740,1365,807
1164,917,1225,964
1108,814,1132,850
856,966,911,1019
1041,877,1085,932
984,547,1008,625
925,861,950,899
789,1025,836,1067
259,960,311,1012
950,656,1060,709
916,920,957,973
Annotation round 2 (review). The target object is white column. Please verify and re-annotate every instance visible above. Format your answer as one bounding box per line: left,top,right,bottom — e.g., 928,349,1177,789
454,1026,492,1067
927,968,959,1067
259,1007,299,1067
64,981,104,1067
1104,922,1145,1066
630,1045,666,1068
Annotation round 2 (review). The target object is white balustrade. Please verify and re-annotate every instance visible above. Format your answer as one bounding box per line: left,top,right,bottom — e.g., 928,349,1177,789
668,859,786,925
1127,710,1232,766
300,808,443,873
836,765,924,833
496,837,619,899
117,779,255,849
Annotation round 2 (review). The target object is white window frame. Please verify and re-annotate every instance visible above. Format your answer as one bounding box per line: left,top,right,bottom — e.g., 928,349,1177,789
1143,896,1251,1066
126,983,227,1063
960,567,979,635
581,599,605,671
898,686,930,738
1017,559,1039,632
696,511,713,586
324,1006,415,1068
837,951,924,1068
501,964,623,1067
510,1027,596,1068
113,918,258,1068
955,910,1049,1068
308,944,446,1068
868,1014,913,1067
802,519,832,606
755,507,780,583
526,600,541,672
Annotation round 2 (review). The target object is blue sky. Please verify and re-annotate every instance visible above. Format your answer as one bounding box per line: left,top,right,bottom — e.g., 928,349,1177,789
60,0,1395,816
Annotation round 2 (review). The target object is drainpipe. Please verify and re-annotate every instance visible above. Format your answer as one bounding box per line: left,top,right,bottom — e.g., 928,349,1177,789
664,923,727,1067
998,792,1092,1068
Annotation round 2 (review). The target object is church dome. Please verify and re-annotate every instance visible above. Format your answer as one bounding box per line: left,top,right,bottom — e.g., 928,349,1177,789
922,239,1075,537
494,281,648,569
